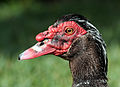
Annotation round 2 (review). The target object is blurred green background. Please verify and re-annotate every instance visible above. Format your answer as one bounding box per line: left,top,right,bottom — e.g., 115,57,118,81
0,0,120,87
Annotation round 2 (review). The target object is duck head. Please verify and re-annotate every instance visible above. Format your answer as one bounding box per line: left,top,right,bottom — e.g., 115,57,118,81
19,14,97,60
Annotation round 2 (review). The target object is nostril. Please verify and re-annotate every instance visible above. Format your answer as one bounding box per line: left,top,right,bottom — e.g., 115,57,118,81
37,38,49,46
39,41,44,46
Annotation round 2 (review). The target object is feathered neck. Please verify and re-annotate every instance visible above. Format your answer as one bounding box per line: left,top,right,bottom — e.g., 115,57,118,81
65,33,108,87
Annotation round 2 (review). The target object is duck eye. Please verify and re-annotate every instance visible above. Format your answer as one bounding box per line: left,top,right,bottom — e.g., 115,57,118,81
65,28,74,34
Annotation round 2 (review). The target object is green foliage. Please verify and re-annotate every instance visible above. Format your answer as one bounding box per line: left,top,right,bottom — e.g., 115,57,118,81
108,44,120,87
0,55,72,87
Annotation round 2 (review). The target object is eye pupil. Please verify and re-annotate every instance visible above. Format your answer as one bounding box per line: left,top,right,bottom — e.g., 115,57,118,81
68,29,72,32
65,28,74,34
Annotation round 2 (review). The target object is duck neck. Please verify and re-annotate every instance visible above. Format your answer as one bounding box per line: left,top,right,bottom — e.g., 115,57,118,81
66,34,108,87
69,57,108,87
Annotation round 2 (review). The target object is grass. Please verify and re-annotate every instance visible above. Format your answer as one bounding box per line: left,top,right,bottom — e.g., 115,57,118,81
0,43,120,87
0,55,72,87
108,43,120,87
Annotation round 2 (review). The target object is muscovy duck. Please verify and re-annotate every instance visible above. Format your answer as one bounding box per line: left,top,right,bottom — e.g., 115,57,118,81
19,14,108,87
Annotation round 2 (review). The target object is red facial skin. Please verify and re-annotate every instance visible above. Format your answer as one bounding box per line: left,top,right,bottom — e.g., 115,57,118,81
19,21,87,60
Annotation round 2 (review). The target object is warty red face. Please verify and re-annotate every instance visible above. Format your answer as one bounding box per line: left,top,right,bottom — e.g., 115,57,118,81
19,21,87,60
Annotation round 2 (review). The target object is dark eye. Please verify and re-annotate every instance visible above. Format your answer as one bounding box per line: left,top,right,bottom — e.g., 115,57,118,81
65,28,74,34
